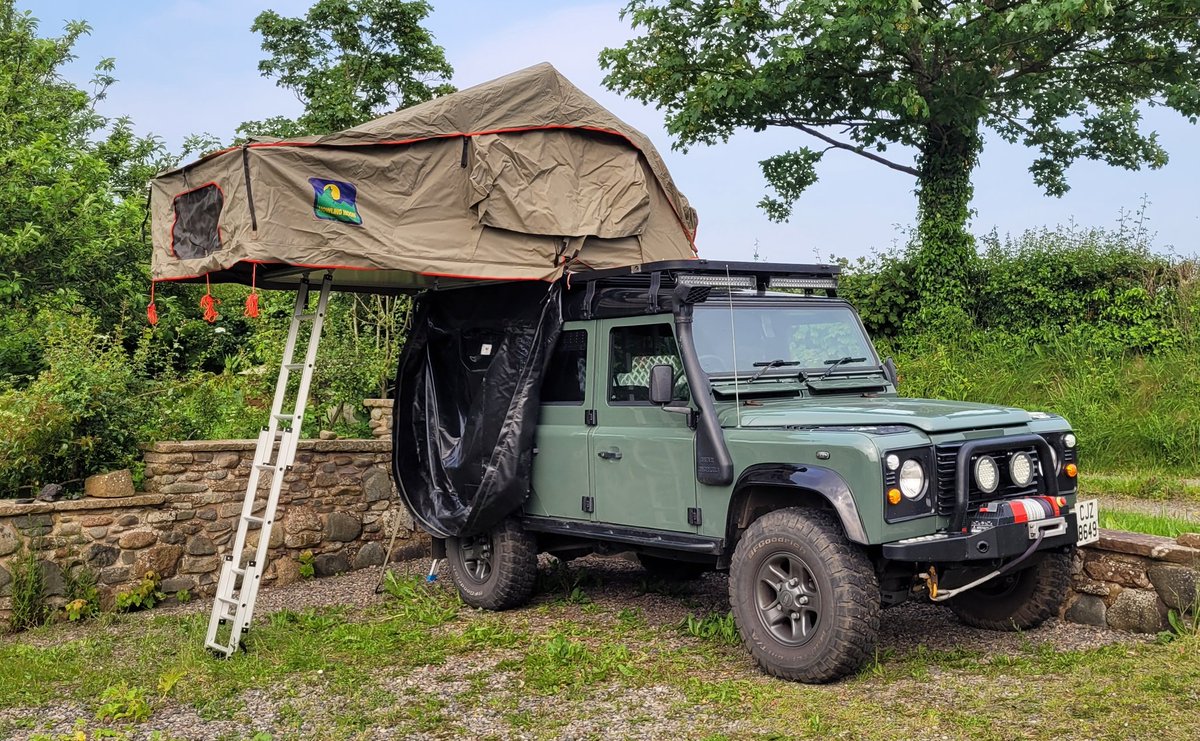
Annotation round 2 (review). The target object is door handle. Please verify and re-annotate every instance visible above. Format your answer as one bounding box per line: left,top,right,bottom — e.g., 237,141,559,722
597,449,622,461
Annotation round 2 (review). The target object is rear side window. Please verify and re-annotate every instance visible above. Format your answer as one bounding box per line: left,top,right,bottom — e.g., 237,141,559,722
541,329,587,404
608,324,682,404
171,183,224,259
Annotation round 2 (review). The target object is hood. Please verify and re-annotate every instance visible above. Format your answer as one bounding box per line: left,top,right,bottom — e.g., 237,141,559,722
721,397,1032,434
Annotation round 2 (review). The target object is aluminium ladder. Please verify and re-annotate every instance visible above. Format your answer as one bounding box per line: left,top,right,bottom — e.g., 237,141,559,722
205,272,333,656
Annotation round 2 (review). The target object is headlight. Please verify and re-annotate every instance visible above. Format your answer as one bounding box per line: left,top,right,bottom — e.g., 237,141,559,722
1009,451,1034,487
974,456,999,493
1064,433,1077,449
898,459,925,500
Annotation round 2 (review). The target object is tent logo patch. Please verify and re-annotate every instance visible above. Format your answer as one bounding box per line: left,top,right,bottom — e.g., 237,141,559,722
309,177,362,225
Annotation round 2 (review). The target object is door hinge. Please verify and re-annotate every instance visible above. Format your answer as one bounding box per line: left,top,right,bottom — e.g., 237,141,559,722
687,507,702,526
584,409,598,426
581,496,595,514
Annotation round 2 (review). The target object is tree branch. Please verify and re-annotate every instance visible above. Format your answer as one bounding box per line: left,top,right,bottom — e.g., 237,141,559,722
784,122,919,176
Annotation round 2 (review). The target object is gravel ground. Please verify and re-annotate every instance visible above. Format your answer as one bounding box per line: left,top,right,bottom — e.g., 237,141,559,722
4,554,1145,741
1096,494,1200,523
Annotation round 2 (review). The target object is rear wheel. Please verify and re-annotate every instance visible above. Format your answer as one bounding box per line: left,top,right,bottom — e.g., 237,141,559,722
446,518,537,610
637,553,710,581
948,549,1072,630
729,508,879,683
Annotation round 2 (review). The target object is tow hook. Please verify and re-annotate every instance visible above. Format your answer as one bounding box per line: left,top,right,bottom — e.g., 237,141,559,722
918,566,939,599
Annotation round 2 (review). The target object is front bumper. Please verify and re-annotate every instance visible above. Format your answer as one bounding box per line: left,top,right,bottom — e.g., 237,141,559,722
881,513,1078,562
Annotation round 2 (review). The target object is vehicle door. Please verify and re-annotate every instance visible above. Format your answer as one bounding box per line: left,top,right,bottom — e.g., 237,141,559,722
528,325,595,520
591,317,698,532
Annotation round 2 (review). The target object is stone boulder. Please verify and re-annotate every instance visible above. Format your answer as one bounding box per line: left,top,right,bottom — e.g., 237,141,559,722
0,523,19,557
1147,564,1200,612
1107,589,1169,633
354,542,386,569
84,469,135,499
134,545,184,578
325,513,362,542
314,552,350,577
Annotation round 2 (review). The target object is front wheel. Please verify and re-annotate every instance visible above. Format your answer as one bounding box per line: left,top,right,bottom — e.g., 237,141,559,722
729,508,880,683
948,549,1072,630
446,518,537,610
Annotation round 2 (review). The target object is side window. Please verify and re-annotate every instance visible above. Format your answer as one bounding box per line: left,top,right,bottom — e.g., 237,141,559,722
171,183,224,259
541,329,587,404
608,324,684,404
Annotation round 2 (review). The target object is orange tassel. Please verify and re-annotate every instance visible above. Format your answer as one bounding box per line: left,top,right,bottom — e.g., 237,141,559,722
200,274,220,323
146,281,159,326
244,264,260,318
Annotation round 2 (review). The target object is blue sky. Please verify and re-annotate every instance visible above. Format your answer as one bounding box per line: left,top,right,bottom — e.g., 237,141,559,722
34,0,1200,261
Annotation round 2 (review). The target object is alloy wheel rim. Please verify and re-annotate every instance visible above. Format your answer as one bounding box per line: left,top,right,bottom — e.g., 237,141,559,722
754,551,822,646
459,533,494,583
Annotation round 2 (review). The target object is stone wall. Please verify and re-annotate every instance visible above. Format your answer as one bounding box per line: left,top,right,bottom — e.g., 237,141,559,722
364,398,393,439
1064,529,1200,632
0,439,426,620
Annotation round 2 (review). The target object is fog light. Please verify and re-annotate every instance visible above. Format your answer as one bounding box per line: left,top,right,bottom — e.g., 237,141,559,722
1009,452,1034,487
1064,433,1077,449
887,488,902,505
974,456,999,493
1065,463,1078,478
885,454,900,471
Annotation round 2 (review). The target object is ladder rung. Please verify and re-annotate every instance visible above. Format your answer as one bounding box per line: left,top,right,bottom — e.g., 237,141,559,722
244,515,266,525
216,596,238,605
253,462,282,471
296,313,317,320
272,413,296,421
205,640,235,654
282,363,305,371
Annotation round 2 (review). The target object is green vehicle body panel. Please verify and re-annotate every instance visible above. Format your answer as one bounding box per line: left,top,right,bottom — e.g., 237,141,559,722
527,312,1075,550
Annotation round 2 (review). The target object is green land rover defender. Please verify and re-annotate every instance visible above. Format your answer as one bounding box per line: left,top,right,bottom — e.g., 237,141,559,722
436,260,1098,683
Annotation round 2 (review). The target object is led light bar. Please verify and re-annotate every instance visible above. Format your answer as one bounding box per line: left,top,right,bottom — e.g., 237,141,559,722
675,273,757,289
767,276,838,290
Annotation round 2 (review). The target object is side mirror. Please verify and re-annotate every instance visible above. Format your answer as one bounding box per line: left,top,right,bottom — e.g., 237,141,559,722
883,357,899,389
649,364,675,404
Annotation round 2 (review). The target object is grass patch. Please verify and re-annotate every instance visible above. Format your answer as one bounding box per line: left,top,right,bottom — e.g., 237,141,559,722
1100,509,1200,538
1081,470,1200,503
3,575,1200,739
893,333,1200,474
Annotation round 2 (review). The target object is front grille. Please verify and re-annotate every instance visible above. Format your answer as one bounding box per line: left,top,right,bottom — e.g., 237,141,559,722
934,443,1041,516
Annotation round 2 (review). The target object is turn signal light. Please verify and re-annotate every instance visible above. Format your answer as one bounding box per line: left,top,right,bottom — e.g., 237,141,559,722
887,488,902,505
1065,463,1078,478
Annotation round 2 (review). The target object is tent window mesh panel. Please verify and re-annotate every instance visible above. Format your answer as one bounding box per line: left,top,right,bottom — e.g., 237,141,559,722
171,183,224,259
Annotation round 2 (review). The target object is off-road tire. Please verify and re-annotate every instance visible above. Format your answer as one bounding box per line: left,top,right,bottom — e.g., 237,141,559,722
446,518,537,611
637,554,710,581
948,549,1073,631
729,508,880,684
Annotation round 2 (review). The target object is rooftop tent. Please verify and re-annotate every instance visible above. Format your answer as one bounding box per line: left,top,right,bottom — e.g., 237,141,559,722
148,62,698,292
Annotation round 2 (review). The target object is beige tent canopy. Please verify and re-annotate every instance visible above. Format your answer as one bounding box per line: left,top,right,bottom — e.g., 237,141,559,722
149,63,698,293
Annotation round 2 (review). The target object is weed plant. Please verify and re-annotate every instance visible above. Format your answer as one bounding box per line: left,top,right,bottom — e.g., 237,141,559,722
8,550,48,633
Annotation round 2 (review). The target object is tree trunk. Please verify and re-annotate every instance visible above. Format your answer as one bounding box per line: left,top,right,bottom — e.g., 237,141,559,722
912,123,981,331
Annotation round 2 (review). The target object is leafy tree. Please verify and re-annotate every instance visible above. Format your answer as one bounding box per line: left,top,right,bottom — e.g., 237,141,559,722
600,1,1200,323
242,0,455,138
0,1,170,378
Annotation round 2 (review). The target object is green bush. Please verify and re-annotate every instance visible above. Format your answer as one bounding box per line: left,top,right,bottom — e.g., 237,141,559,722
0,311,146,495
840,222,1197,355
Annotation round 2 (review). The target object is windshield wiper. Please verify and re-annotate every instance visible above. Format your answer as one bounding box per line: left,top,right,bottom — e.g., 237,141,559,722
745,359,804,384
818,356,868,380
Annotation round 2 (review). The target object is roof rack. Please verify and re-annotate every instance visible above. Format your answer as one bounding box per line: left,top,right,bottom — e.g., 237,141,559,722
567,259,839,292
562,259,841,321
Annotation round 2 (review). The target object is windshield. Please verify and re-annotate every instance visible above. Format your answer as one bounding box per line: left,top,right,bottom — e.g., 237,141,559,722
693,303,878,377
